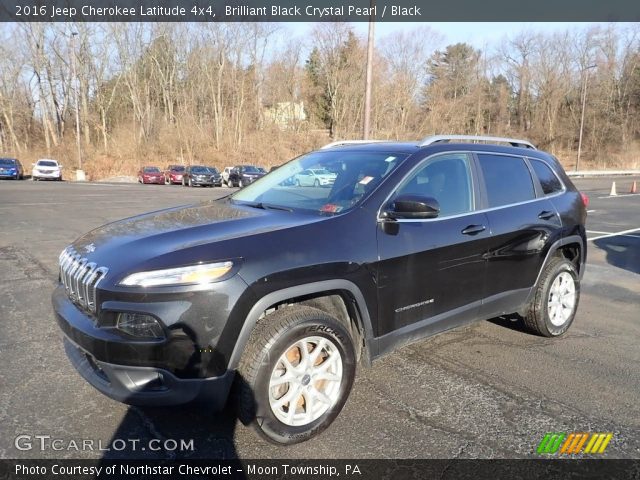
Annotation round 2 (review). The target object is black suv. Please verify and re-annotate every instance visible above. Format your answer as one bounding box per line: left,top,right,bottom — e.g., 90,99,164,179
227,165,266,188
53,135,587,444
182,165,222,187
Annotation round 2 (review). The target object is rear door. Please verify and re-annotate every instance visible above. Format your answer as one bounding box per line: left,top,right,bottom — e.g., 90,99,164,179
475,153,562,317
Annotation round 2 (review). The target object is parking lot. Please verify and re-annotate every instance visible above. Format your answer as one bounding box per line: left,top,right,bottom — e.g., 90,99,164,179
1,175,639,459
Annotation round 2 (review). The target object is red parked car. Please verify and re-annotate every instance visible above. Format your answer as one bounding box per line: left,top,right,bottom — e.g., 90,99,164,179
164,164,186,185
137,166,165,184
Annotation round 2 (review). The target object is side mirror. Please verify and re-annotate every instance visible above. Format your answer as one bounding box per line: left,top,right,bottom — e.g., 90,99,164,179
382,194,440,220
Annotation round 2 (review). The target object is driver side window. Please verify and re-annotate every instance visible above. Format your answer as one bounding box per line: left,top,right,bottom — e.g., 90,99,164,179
396,153,474,218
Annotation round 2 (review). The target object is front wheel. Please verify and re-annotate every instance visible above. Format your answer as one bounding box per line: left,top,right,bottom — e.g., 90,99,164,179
236,306,356,445
524,257,580,337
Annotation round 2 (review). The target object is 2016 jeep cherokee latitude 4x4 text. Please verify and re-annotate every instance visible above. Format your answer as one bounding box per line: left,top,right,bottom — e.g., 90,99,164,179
53,135,587,444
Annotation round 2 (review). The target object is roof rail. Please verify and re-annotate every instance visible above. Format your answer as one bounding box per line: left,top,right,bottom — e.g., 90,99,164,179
320,140,387,149
419,135,536,150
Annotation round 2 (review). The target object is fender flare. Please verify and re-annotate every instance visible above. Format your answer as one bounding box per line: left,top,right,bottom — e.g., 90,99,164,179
523,234,586,308
227,279,375,369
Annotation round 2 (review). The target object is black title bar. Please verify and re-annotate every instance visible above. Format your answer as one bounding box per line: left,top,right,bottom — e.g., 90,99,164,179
1,0,640,22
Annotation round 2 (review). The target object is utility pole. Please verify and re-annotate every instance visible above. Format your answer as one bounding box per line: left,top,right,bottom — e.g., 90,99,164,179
71,31,82,172
362,0,375,140
576,64,596,172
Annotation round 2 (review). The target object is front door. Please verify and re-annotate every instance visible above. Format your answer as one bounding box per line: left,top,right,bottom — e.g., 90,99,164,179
376,152,490,347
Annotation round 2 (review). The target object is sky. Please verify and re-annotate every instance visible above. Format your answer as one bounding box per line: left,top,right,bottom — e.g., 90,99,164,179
288,21,607,48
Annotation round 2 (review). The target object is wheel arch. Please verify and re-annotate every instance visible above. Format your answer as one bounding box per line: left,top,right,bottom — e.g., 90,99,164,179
228,280,375,370
521,234,585,313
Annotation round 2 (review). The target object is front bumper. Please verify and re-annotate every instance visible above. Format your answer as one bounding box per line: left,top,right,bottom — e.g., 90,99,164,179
33,171,61,179
52,286,235,408
192,178,220,186
0,170,18,178
64,338,234,408
143,176,164,184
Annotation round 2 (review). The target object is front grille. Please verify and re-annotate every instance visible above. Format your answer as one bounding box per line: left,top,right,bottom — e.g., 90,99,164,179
59,247,108,313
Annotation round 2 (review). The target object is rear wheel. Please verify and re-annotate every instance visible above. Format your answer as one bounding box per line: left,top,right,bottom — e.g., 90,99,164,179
236,306,356,445
524,257,579,337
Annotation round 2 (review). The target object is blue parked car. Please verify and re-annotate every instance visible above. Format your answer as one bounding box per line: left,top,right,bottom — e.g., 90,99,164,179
0,158,24,180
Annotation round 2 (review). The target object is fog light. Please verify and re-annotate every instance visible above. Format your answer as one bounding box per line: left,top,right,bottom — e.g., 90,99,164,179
116,313,165,339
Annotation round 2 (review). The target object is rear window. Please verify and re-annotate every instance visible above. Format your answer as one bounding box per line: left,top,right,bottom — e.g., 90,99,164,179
530,159,563,195
478,154,535,208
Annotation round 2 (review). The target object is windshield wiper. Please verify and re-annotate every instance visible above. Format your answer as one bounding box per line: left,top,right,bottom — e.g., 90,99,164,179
242,202,293,212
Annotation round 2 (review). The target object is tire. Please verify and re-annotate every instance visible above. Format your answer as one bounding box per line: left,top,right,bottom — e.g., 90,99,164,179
523,257,580,337
188,177,193,187
295,179,301,187
314,179,320,187
239,179,244,188
236,305,356,445
223,180,229,188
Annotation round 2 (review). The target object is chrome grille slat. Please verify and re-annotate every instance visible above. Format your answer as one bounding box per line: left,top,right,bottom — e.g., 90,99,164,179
58,247,108,313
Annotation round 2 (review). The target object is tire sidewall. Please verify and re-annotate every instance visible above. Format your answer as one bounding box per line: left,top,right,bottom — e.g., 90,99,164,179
540,260,580,336
250,317,355,444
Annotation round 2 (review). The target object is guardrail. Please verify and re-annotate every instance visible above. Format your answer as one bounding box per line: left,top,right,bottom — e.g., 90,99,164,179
567,170,640,177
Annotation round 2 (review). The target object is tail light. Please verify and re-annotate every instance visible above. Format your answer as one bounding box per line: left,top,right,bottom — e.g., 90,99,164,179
580,193,589,208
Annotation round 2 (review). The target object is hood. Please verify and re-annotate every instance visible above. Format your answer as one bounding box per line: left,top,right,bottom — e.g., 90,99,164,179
70,200,322,281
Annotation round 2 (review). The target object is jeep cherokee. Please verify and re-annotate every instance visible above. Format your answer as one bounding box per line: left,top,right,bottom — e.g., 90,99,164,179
52,135,587,444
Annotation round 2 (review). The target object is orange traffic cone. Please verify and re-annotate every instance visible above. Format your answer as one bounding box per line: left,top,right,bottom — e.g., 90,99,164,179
609,182,617,196
631,181,637,194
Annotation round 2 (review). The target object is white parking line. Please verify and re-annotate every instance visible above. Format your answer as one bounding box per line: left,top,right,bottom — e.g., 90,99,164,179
588,227,640,242
597,192,640,199
586,210,596,213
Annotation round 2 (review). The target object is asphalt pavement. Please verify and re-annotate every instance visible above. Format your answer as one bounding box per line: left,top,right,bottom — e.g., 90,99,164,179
0,176,638,459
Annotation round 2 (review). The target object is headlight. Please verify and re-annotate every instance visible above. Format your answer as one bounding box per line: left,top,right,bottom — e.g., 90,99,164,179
119,261,233,287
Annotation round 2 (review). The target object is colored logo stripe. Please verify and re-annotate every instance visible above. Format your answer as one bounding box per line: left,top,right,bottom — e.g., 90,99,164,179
537,433,566,454
584,433,613,454
560,433,589,454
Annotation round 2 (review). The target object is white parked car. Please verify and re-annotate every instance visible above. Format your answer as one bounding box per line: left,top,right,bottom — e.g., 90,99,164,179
294,168,337,187
32,159,62,181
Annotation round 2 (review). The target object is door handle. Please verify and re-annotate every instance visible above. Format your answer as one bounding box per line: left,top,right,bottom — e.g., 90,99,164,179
461,224,486,235
538,210,556,220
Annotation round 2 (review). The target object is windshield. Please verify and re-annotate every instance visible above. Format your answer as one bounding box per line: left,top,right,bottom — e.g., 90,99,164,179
231,150,407,214
0,158,16,166
143,167,160,173
192,167,212,174
241,166,260,173
38,160,57,167
170,166,185,172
